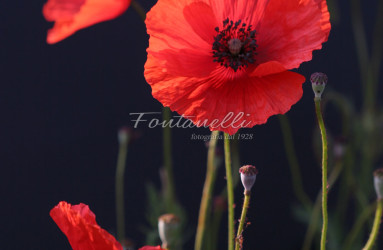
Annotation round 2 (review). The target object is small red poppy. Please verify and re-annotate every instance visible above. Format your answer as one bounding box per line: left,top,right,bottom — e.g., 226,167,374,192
43,0,131,44
144,0,331,134
50,201,123,250
138,246,165,250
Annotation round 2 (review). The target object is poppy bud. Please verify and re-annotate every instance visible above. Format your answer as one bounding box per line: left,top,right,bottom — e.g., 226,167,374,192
158,214,180,249
118,127,131,145
310,72,328,100
374,168,383,200
239,165,258,194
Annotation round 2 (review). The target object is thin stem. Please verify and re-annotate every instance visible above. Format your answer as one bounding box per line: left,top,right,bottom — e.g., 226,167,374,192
235,192,251,250
302,160,343,250
362,200,383,250
195,130,220,250
224,133,235,250
342,203,375,250
131,0,146,21
163,107,176,209
115,134,130,242
315,99,328,250
279,115,312,210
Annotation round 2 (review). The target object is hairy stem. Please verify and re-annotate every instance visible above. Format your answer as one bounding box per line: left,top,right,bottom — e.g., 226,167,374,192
224,133,235,250
315,99,328,250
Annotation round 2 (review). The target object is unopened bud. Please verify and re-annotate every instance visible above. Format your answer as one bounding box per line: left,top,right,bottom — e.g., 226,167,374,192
374,168,383,200
239,165,258,194
118,127,131,145
310,72,328,100
158,214,180,249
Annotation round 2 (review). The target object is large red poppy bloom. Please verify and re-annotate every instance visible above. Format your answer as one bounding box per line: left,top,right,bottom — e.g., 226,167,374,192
50,201,123,250
145,0,331,134
43,0,131,44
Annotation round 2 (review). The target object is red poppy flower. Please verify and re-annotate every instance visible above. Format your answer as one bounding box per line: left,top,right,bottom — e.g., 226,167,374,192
144,0,331,134
43,0,131,44
138,246,165,250
50,201,123,250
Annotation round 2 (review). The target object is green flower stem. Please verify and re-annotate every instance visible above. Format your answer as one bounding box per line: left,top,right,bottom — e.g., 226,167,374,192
342,203,375,250
279,115,312,210
163,107,176,208
195,130,220,250
224,133,235,250
115,134,130,242
235,191,251,250
315,99,328,250
362,199,383,250
302,160,343,250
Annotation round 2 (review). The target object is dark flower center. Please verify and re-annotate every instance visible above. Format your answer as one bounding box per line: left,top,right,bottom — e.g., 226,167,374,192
212,18,257,72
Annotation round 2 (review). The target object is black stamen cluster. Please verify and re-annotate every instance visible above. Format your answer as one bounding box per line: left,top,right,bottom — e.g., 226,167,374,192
212,18,257,72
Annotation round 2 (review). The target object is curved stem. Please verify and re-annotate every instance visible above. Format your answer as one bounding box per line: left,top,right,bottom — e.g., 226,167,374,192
315,99,328,250
115,135,130,242
362,200,383,250
195,130,220,250
224,133,235,250
235,192,251,250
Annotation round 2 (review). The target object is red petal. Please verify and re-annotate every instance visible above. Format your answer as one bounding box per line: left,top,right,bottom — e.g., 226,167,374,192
50,201,123,250
256,0,331,69
146,57,305,134
208,0,269,28
138,246,165,250
43,0,131,44
146,0,218,78
250,61,287,77
183,2,218,44
146,0,214,51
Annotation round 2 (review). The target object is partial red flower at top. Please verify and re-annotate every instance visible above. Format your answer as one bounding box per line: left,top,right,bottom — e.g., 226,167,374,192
43,0,131,44
138,246,165,250
50,201,123,250
144,0,331,135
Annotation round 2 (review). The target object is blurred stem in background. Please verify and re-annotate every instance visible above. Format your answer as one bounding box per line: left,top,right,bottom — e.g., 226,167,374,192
131,0,147,21
115,128,130,243
163,107,177,210
195,131,220,250
279,115,312,210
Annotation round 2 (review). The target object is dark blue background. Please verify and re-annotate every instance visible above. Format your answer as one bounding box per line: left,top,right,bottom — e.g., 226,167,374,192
0,0,380,249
